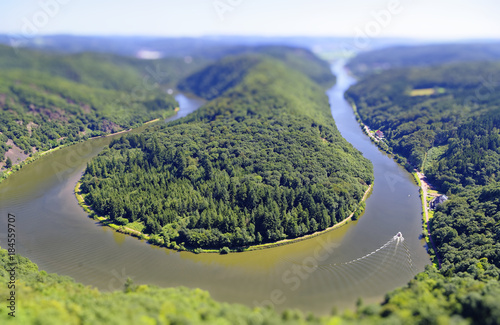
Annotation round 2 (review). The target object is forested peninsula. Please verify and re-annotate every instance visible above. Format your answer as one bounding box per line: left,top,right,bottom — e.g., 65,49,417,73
78,52,373,251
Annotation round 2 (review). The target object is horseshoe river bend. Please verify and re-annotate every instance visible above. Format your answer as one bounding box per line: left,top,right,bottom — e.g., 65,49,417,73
0,61,429,314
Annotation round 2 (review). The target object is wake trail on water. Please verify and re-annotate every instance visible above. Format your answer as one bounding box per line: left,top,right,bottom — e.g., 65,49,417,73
290,233,417,293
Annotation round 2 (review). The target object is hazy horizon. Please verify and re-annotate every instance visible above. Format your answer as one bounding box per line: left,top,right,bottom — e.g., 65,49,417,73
1,0,499,41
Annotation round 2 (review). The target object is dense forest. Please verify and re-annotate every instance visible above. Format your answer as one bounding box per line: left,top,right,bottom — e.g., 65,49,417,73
243,46,336,88
431,182,500,278
0,69,177,160
0,44,216,171
345,61,500,193
0,44,209,90
346,43,500,76
178,45,336,97
0,44,334,172
79,54,372,250
343,49,500,323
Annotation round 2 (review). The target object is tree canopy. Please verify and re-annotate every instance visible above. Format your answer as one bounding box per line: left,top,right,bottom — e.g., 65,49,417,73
343,53,500,324
345,61,500,193
80,55,372,250
0,44,215,170
0,69,177,163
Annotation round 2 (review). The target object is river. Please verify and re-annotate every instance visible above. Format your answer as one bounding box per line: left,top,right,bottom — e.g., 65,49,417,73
0,66,429,314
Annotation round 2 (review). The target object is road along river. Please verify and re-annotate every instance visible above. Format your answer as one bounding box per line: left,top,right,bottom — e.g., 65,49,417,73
0,66,429,314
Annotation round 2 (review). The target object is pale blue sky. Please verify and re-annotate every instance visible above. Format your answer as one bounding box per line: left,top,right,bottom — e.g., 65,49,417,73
1,0,499,40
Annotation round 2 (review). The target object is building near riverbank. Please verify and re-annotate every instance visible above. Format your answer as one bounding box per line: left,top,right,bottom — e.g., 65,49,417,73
430,195,448,210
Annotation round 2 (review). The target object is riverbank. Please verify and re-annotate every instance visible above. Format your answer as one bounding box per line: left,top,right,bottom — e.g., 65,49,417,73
345,97,441,267
346,100,391,153
412,171,442,268
243,184,372,252
75,181,373,254
0,117,167,185
75,182,151,241
0,142,75,184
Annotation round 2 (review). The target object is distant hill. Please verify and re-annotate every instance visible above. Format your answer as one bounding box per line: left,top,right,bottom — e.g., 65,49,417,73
0,34,420,58
347,43,500,76
0,69,178,170
179,46,335,99
0,44,209,172
0,44,209,90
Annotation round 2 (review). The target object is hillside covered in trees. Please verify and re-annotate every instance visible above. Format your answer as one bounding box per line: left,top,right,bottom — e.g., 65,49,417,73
0,69,177,160
0,44,215,171
431,182,500,277
343,48,500,323
178,46,336,98
79,54,373,250
0,44,209,91
0,44,334,172
345,61,500,194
